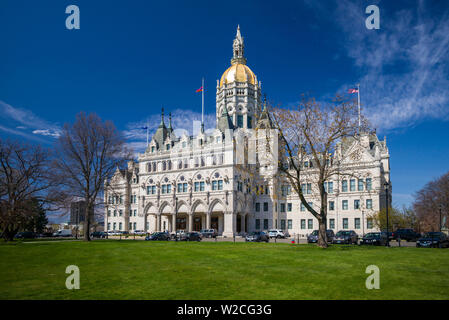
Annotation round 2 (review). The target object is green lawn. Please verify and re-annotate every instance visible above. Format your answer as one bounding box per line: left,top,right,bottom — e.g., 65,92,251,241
0,240,448,299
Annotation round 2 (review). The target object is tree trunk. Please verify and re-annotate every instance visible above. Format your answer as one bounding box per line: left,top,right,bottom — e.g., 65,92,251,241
83,201,92,241
317,217,328,248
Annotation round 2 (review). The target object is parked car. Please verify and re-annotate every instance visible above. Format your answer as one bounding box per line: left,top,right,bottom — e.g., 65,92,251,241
416,232,449,248
268,229,287,239
332,230,358,244
53,229,72,237
392,228,420,242
245,231,269,242
200,229,218,238
145,232,171,241
181,232,202,241
307,230,335,243
360,232,388,246
132,230,146,236
15,231,37,239
90,231,107,238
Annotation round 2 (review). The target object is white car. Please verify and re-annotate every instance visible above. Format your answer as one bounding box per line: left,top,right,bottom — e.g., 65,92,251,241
108,230,121,236
131,230,146,236
268,229,286,239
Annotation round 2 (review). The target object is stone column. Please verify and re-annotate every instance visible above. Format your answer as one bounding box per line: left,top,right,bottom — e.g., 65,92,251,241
172,214,176,232
206,212,211,229
188,213,193,232
156,214,161,232
223,211,235,237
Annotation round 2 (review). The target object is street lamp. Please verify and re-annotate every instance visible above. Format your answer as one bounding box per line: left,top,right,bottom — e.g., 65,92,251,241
384,181,390,247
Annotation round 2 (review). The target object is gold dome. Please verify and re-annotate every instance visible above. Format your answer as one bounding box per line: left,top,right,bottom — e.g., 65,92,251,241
219,63,256,87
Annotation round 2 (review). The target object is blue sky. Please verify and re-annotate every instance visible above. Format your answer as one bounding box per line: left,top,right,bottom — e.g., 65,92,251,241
1,0,449,219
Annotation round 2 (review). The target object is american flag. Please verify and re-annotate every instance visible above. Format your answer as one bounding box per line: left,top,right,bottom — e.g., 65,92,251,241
348,88,359,94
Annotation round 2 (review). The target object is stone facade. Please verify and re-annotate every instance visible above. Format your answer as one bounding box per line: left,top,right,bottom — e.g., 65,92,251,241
104,27,391,238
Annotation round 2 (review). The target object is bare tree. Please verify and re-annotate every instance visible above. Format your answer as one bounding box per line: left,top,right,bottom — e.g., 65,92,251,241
51,112,132,241
269,94,367,247
0,139,54,241
413,172,449,232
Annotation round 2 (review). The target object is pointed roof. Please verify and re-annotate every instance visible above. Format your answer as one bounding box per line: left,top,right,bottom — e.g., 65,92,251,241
152,107,169,148
256,95,273,129
217,105,235,132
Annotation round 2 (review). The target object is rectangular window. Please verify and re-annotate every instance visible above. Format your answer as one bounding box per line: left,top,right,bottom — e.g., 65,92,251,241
280,219,286,229
218,180,223,190
107,210,111,217
366,199,373,209
263,202,268,212
342,218,348,229
350,179,356,191
119,195,123,204
247,116,252,129
287,219,292,229
177,183,183,193
107,223,111,230
152,186,156,194
280,203,286,212
300,203,305,211
237,115,243,128
255,203,260,212
354,199,360,209
133,222,136,230
255,219,260,230
113,222,116,230
301,219,306,229
129,222,132,230
328,181,333,193
367,218,373,229
147,186,151,195
182,141,186,148
263,219,269,230
212,180,218,190
119,222,122,231
167,184,171,193
113,210,117,217
119,210,123,216
287,203,292,212
358,179,364,191
342,200,348,210
329,219,335,229
134,210,137,216
194,182,199,192
307,183,312,194
308,219,313,229
354,218,360,229
200,181,205,191
329,201,335,211
366,178,372,191
342,180,348,192
162,185,166,194
301,184,306,194
183,183,188,192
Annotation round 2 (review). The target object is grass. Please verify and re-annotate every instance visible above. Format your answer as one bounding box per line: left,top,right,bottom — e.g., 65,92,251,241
0,240,448,300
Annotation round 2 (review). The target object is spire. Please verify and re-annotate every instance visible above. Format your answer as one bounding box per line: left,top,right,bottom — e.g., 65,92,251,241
231,25,246,65
159,107,165,128
168,112,173,132
217,105,235,132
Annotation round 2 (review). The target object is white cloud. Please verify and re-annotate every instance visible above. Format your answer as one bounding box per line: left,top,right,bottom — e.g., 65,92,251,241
304,0,449,132
32,129,61,138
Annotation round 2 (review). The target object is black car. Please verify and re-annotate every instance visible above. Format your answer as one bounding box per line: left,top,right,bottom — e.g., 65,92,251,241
181,232,202,241
245,231,269,242
392,228,420,241
307,230,335,243
145,232,171,241
14,231,37,239
416,232,449,248
332,230,358,244
90,231,107,238
360,232,388,246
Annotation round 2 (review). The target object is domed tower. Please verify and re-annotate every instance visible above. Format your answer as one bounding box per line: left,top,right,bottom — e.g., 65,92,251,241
216,26,262,131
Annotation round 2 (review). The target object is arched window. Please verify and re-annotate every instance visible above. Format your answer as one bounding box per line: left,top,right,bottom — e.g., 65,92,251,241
178,160,182,169
152,162,156,172
147,163,151,172
162,161,166,171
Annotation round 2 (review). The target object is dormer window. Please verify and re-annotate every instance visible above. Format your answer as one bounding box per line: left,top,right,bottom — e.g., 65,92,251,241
166,144,170,151
151,146,155,153
182,141,187,148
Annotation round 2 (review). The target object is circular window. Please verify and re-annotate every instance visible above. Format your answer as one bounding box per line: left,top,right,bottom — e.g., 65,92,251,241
149,179,153,184
180,176,184,181
214,172,219,178
164,177,168,182
197,174,202,180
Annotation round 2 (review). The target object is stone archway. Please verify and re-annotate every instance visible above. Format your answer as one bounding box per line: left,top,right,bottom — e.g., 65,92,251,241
209,199,226,235
192,200,207,232
159,202,173,232
176,202,190,231
144,203,158,233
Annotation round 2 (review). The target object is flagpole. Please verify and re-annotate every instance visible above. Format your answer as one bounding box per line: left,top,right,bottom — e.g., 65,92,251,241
201,77,204,133
146,119,149,147
357,83,361,132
